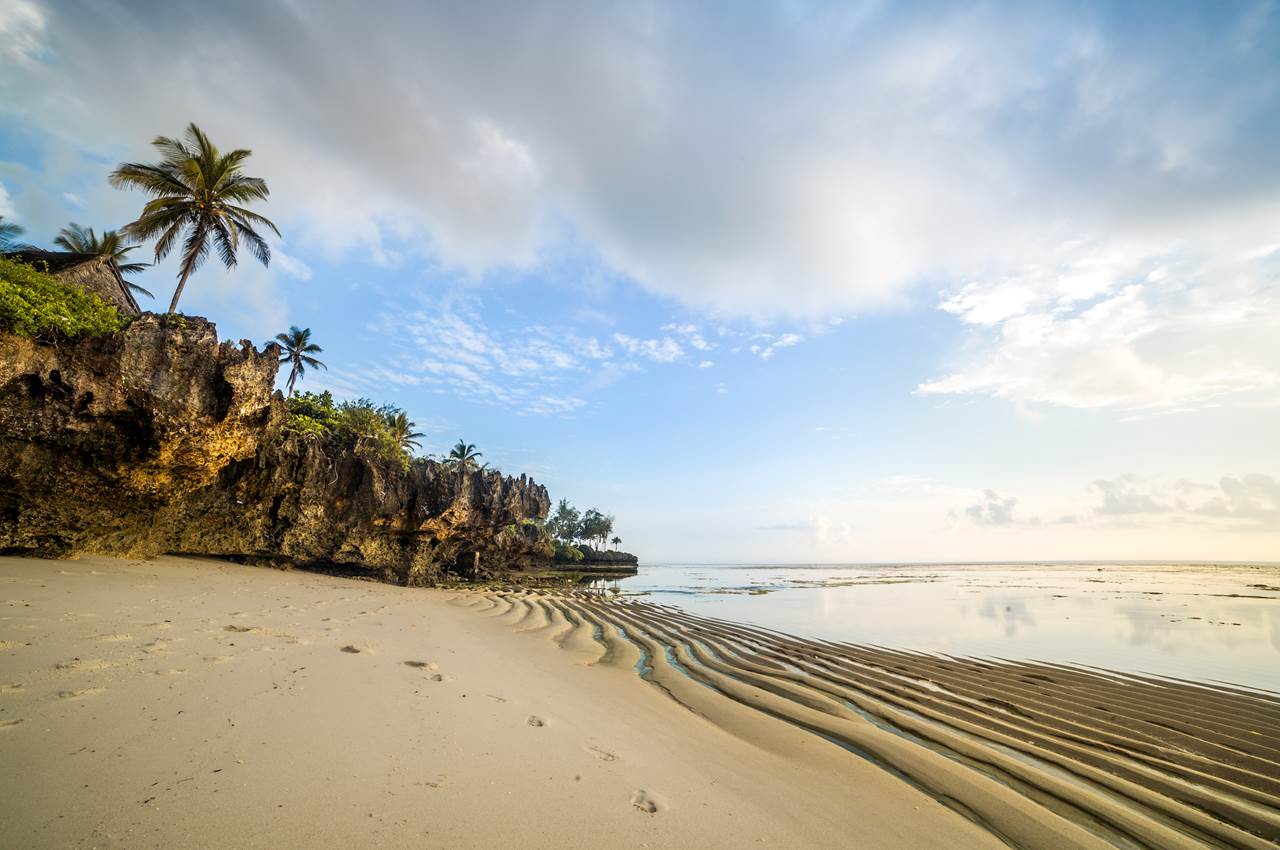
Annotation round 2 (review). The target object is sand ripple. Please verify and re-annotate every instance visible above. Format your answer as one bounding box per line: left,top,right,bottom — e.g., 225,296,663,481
475,590,1280,850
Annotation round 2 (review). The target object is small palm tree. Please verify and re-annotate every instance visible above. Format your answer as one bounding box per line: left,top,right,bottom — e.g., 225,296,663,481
0,216,24,250
446,440,486,472
386,411,424,452
611,535,621,550
110,122,279,313
53,223,153,298
273,326,326,395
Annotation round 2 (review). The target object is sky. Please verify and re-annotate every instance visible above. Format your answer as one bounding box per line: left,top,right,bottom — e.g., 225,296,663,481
1,0,1278,562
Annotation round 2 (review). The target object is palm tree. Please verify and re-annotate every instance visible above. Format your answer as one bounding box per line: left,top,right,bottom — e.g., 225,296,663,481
0,216,24,250
611,535,621,551
273,326,326,395
110,122,279,313
53,223,153,298
446,440,486,472
386,411,424,452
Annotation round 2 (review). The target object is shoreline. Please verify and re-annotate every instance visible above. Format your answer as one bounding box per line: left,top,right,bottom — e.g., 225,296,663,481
1,554,1276,848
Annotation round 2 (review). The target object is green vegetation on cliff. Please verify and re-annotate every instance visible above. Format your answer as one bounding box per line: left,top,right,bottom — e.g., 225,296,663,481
0,256,128,340
285,390,425,468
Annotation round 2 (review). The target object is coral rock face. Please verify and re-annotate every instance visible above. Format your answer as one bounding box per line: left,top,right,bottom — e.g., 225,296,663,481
0,316,551,583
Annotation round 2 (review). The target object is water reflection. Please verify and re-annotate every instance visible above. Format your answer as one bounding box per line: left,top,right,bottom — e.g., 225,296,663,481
609,562,1280,692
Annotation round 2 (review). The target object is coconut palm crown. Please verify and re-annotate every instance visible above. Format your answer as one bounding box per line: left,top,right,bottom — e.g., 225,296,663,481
273,326,326,396
446,440,486,472
386,411,424,452
0,216,25,250
110,122,279,313
53,223,153,298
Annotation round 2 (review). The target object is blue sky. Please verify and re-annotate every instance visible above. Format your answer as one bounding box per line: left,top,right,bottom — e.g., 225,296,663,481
2,0,1278,561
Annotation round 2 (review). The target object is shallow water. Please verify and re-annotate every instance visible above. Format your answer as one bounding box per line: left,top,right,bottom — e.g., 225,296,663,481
609,562,1280,692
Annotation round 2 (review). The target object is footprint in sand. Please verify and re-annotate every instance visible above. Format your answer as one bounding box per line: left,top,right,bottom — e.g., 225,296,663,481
587,746,617,762
0,640,25,651
428,673,445,682
55,658,117,672
93,633,133,643
527,715,545,727
340,645,369,654
203,655,234,664
631,790,659,814
57,687,106,700
0,719,23,729
403,660,437,670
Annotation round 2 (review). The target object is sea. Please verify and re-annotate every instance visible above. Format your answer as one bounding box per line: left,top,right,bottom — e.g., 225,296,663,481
605,561,1280,693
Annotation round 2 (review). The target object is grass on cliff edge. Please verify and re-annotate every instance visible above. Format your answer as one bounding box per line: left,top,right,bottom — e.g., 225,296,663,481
0,256,128,340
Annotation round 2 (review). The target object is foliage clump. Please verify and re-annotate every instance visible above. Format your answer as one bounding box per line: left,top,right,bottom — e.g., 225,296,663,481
547,498,618,550
0,257,128,341
285,390,420,468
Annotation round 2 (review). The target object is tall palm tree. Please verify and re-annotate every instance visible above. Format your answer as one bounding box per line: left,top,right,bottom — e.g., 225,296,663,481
446,440,486,472
0,216,24,250
273,326,326,395
386,411,424,452
110,122,279,313
611,535,621,550
53,223,154,298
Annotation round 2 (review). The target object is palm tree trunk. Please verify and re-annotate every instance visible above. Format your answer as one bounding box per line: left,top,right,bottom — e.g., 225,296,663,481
168,264,193,314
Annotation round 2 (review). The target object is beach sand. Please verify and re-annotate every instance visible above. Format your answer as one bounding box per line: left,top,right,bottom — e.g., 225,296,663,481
1,555,1276,849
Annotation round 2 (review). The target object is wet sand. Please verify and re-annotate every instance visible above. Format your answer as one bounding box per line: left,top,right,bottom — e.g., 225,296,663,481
1,555,1277,848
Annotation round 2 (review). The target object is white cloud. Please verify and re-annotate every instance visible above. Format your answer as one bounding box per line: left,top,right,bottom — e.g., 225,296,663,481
2,1,1276,326
1088,473,1280,529
754,332,804,360
919,246,1280,410
3,3,1279,419
0,0,44,63
612,333,682,363
957,490,1018,526
663,322,714,351
716,382,728,394
0,180,14,217
60,191,84,209
697,359,714,369
273,248,313,281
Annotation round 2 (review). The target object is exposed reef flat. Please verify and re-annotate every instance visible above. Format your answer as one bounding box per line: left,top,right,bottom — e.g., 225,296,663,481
468,589,1280,850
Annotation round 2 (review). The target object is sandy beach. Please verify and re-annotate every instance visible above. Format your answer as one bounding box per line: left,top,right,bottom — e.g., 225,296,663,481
1,555,1277,849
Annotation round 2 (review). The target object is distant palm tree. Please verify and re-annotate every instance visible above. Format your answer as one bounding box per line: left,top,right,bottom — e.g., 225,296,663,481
273,326,326,395
0,216,24,250
110,122,279,313
446,440,486,472
386,411,424,452
611,535,621,550
53,223,153,298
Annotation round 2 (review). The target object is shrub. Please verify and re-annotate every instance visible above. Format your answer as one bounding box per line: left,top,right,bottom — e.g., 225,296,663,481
284,391,410,467
0,257,127,340
553,542,584,563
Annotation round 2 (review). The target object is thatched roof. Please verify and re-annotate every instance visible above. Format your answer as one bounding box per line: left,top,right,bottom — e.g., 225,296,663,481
3,249,141,316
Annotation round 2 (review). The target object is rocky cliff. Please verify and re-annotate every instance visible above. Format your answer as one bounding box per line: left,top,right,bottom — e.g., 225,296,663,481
0,315,552,584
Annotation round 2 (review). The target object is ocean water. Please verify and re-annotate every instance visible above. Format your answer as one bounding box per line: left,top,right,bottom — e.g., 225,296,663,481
608,562,1280,692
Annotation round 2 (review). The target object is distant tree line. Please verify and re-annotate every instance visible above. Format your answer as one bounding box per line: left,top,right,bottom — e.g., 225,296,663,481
547,499,621,550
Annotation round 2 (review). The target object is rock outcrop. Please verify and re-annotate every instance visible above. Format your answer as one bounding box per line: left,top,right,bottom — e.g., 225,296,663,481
0,315,552,584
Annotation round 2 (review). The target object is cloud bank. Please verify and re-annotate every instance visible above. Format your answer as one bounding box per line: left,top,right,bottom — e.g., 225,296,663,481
2,1,1278,411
